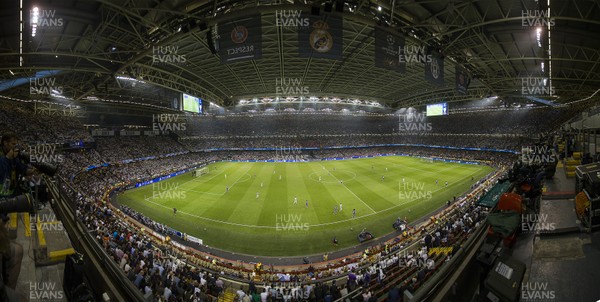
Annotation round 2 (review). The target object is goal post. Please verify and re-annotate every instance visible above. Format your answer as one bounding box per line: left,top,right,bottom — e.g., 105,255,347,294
193,167,209,177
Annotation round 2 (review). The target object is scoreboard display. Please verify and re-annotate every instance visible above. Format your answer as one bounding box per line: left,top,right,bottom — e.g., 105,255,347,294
182,93,202,113
426,103,448,116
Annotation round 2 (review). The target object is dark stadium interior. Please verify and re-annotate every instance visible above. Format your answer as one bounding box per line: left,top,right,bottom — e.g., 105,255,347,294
1,0,600,302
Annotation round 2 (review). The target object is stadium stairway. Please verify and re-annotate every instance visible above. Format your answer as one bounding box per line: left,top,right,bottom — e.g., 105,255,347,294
218,288,237,302
561,151,582,178
169,132,194,152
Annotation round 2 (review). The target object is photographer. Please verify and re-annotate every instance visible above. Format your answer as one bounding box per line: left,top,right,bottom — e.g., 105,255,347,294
0,132,35,301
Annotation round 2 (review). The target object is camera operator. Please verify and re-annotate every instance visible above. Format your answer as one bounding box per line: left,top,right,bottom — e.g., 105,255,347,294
0,132,35,301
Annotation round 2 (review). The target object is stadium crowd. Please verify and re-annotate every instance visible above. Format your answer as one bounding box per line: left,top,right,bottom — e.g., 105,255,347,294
73,190,226,301
94,136,188,163
65,166,496,302
56,142,506,301
183,107,577,136
0,100,567,301
0,101,91,143
63,147,516,198
179,134,524,151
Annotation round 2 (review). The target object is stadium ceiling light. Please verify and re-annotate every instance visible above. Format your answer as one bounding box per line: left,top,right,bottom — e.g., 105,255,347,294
32,7,39,20
116,75,146,84
51,94,72,100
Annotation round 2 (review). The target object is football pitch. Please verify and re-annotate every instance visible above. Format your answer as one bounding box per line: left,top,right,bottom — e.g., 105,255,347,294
116,156,494,256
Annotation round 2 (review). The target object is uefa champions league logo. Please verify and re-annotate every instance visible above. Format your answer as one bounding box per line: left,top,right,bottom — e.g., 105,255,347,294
430,58,440,80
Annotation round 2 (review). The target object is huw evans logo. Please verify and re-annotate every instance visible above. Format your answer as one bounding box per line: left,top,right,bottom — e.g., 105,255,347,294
151,257,183,269
399,45,432,64
521,77,555,96
29,78,63,95
31,8,64,31
398,112,432,133
270,286,310,300
522,10,555,27
521,282,555,301
151,182,187,200
522,214,556,233
29,144,64,164
521,145,557,164
275,10,309,27
275,145,307,161
29,282,64,301
275,77,309,96
152,114,187,132
399,181,432,201
397,250,431,268
30,213,65,233
152,45,187,65
275,214,309,231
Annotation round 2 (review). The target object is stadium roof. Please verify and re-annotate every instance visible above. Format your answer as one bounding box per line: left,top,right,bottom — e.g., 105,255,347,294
0,0,599,110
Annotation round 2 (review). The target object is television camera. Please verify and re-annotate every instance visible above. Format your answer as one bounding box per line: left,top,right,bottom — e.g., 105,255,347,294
0,194,36,214
357,229,374,243
13,144,58,177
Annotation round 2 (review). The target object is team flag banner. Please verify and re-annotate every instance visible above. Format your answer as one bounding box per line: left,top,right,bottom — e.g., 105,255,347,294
374,27,405,73
455,65,470,94
298,15,343,60
218,15,262,64
425,48,444,85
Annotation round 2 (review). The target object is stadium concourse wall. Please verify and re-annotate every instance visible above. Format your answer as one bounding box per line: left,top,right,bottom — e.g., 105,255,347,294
100,145,506,269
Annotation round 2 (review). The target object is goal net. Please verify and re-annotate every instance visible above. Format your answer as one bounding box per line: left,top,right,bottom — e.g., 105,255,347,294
421,157,434,163
192,167,209,177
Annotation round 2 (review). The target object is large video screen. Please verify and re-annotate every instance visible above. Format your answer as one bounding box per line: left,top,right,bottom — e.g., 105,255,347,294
182,93,202,113
426,102,448,116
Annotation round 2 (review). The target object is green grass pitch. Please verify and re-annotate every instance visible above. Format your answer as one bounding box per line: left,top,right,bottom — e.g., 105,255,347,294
116,156,494,256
